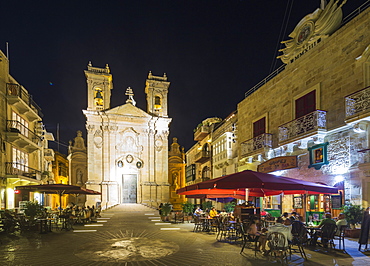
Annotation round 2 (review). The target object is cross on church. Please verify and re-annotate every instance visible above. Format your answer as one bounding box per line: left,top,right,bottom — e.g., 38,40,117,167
125,87,136,105
125,87,134,97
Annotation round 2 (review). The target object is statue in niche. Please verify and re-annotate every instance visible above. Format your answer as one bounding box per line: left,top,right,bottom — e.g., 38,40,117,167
172,172,179,190
77,169,83,184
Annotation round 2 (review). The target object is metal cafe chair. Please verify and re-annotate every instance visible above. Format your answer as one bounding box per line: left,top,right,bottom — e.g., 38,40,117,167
267,232,290,264
320,223,337,249
192,215,203,232
240,222,259,257
290,223,308,260
335,225,348,250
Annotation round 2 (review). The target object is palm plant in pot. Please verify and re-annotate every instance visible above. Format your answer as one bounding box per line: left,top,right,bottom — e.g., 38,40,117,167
181,201,194,222
24,201,46,229
343,203,364,238
161,203,173,222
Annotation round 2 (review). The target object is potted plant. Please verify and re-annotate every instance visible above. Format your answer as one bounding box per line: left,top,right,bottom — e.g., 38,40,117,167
343,203,364,238
224,202,236,213
181,201,194,222
202,201,213,213
161,203,173,222
24,201,46,230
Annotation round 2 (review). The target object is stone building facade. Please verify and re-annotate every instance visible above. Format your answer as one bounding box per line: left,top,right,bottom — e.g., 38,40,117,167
83,63,171,209
0,49,54,209
237,1,370,215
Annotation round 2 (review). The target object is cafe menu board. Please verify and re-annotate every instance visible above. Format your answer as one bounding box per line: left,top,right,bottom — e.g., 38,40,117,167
331,194,342,209
293,195,303,209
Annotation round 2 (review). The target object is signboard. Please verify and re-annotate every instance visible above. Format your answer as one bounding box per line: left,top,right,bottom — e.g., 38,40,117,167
331,194,342,209
257,156,298,173
293,196,303,209
308,142,329,170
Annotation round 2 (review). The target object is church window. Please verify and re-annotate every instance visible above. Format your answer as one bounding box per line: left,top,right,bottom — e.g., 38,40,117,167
94,88,103,107
295,90,316,118
154,96,161,109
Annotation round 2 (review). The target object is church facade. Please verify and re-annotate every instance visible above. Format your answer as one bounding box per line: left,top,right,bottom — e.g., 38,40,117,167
83,63,172,209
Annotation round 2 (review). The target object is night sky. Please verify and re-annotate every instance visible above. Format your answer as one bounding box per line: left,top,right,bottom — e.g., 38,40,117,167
1,0,365,153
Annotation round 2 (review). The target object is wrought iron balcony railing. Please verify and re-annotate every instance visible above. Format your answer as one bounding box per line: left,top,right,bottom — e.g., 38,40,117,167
7,120,41,144
194,150,210,163
345,86,370,119
241,133,272,157
194,125,210,141
7,83,43,118
5,162,41,180
278,110,327,143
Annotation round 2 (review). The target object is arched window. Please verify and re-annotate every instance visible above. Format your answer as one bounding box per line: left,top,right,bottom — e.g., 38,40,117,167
154,96,161,109
94,88,103,106
202,166,210,180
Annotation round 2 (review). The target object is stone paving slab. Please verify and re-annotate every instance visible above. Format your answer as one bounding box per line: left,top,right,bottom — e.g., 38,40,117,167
0,204,369,265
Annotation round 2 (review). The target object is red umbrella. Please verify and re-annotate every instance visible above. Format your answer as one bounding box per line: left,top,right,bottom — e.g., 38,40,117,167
177,170,337,196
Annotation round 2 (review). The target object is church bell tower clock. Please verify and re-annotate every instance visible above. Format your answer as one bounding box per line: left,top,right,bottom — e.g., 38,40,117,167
84,62,113,111
145,71,170,117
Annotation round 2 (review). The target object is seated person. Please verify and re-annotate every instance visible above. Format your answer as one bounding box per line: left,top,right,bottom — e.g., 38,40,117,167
209,207,218,218
268,217,293,248
311,213,336,247
246,217,268,253
194,207,203,217
281,212,289,221
289,212,298,222
335,213,347,236
219,209,227,217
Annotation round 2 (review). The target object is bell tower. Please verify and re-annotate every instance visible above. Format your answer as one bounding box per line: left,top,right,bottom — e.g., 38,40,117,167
145,71,170,117
84,62,113,111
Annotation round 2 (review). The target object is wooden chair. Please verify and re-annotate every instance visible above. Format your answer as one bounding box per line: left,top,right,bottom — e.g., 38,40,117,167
267,232,289,264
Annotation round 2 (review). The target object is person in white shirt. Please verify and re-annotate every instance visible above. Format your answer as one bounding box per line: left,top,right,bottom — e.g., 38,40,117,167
268,217,293,247
336,213,347,236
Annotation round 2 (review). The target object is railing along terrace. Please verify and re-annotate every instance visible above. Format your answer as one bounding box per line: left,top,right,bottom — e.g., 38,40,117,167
7,120,42,144
278,110,327,143
241,133,272,157
345,86,370,118
342,1,370,26
6,83,43,118
195,150,210,161
5,162,41,179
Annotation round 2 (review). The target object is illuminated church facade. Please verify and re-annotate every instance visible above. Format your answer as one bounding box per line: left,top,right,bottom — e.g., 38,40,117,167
83,63,171,209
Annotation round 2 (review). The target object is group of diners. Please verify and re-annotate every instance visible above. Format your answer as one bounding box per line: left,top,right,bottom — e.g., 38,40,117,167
192,207,348,260
242,211,348,256
57,204,101,225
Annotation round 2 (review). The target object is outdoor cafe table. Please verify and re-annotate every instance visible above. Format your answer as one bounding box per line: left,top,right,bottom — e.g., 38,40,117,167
306,226,322,245
200,217,213,232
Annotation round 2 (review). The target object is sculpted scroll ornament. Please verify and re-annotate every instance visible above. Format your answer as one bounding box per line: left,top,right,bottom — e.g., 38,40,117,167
278,0,346,64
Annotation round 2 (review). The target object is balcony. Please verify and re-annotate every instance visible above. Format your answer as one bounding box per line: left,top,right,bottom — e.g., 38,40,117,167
241,133,273,157
194,150,211,163
6,120,42,152
194,125,210,141
44,148,55,161
278,110,327,144
345,86,370,123
5,162,42,181
7,83,43,121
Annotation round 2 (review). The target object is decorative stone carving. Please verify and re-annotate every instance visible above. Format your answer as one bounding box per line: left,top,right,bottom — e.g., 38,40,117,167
94,129,103,149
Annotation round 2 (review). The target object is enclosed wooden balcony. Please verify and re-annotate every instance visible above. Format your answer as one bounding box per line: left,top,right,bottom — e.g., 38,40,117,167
194,125,210,141
6,83,43,121
6,120,42,152
278,110,327,144
240,133,272,157
345,86,370,123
